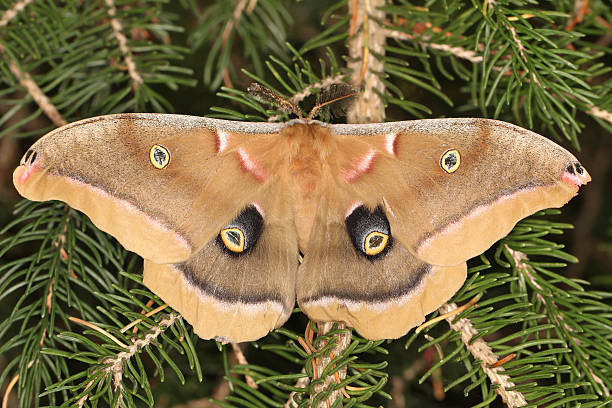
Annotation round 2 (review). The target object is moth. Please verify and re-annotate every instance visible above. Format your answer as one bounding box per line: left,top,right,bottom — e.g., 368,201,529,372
13,112,590,342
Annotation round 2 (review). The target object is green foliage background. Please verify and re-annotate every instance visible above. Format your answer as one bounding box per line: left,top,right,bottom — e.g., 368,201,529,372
0,0,611,407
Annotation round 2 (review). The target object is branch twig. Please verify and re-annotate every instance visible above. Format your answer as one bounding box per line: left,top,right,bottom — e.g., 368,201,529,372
0,0,34,27
0,45,67,126
347,0,386,123
438,302,527,407
102,314,180,407
383,28,612,126
104,0,143,88
309,322,352,408
506,246,611,397
231,343,258,389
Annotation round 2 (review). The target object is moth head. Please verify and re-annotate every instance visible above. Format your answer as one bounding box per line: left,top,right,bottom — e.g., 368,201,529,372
307,82,359,121
345,203,392,259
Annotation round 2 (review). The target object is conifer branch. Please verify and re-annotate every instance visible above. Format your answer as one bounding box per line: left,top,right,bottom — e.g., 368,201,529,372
347,0,386,123
309,322,352,407
382,28,612,127
284,370,310,408
588,106,612,126
565,0,590,31
492,5,541,86
438,302,528,407
0,0,33,27
104,0,143,88
220,0,255,87
385,28,483,63
101,314,180,407
506,246,612,398
0,45,67,126
68,313,181,408
230,343,258,389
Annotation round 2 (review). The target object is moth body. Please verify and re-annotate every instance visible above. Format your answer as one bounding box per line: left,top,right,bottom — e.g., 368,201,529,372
13,113,590,342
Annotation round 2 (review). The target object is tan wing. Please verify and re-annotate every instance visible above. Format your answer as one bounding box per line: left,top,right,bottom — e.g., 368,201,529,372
296,179,466,340
13,114,285,264
330,118,590,266
143,183,298,343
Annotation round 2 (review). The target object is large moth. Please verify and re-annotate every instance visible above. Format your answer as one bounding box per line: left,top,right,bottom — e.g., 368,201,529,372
13,113,590,342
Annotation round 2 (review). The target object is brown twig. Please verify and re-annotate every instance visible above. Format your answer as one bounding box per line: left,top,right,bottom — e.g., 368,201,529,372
131,299,155,336
347,0,386,123
76,379,95,408
2,360,34,408
0,0,35,27
230,343,258,389
219,0,257,88
104,0,143,88
102,314,179,407
119,303,169,333
383,28,612,126
69,316,129,348
0,45,67,127
1,373,18,408
489,353,517,368
438,302,527,407
588,106,612,124
506,246,611,397
566,0,591,31
309,322,352,408
416,295,478,333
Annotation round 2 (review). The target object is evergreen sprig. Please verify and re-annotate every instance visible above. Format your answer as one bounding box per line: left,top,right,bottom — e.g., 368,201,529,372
0,0,610,407
0,0,195,139
184,0,292,89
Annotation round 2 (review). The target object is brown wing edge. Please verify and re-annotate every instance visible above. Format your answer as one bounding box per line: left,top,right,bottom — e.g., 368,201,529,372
408,181,580,266
143,261,293,343
299,262,467,340
13,168,192,264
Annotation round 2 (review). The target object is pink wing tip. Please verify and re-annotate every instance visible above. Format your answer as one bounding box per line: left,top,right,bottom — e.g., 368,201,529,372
561,168,590,188
14,163,39,186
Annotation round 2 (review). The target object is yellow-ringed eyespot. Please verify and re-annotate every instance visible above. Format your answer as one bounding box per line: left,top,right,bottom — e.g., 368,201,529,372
345,205,392,259
220,228,245,253
150,144,170,169
217,205,264,256
364,231,389,256
440,149,460,173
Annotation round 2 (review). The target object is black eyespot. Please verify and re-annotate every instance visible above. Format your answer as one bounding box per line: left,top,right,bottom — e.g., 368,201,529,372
566,164,576,175
217,205,264,256
345,205,392,259
444,154,457,168
23,149,33,164
154,149,166,165
574,162,584,175
31,151,37,164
